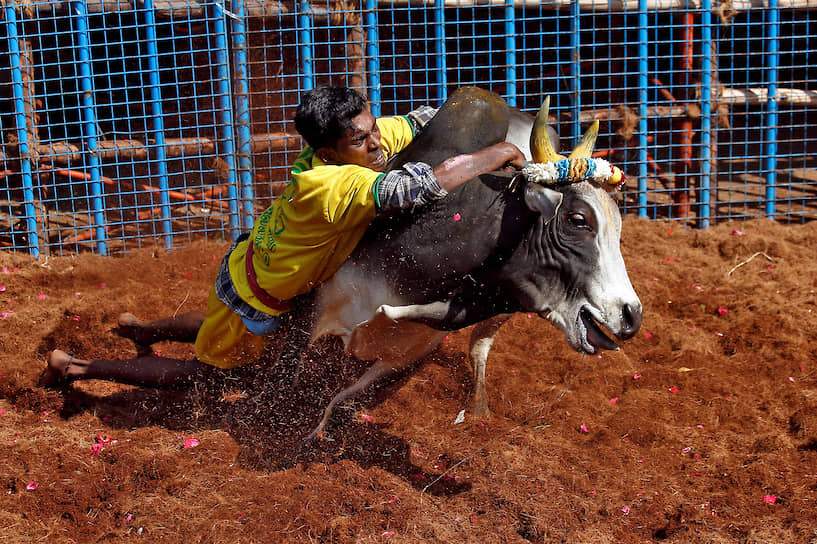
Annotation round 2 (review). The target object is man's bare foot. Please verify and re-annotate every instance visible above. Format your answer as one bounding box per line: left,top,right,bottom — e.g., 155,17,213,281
38,350,81,387
112,312,144,340
112,313,153,355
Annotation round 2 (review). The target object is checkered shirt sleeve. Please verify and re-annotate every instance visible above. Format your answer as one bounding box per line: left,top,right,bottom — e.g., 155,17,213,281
377,161,448,214
406,106,438,134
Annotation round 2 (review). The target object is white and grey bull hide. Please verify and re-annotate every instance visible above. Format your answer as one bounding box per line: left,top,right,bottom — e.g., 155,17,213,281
288,87,642,440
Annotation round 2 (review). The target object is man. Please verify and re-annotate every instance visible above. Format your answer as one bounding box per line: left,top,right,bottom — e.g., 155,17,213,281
41,86,525,388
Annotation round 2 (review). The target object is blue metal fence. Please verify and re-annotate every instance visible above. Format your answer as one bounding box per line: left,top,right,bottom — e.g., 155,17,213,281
2,0,816,257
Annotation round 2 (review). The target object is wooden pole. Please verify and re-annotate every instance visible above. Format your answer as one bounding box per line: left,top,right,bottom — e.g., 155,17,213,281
673,11,695,219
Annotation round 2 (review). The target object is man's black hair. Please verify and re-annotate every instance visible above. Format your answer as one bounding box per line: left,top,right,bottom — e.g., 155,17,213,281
294,86,369,150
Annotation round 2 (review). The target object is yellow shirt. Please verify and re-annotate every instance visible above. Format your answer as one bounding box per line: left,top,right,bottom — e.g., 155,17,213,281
226,115,416,316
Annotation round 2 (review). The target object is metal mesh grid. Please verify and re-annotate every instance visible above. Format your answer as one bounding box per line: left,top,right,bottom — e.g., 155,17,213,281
2,0,816,257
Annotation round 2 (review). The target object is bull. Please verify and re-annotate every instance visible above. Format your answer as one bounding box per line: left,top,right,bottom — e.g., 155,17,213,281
285,87,642,440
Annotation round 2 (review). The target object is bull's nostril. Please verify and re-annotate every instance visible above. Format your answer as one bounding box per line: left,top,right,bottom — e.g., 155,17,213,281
620,302,642,339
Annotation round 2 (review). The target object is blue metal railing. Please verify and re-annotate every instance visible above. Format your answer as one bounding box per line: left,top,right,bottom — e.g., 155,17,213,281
144,0,173,249
764,0,780,219
699,0,713,227
73,0,108,256
1,0,815,257
4,1,40,257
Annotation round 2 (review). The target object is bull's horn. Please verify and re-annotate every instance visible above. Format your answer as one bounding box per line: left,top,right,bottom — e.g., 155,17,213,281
530,96,565,164
568,120,599,159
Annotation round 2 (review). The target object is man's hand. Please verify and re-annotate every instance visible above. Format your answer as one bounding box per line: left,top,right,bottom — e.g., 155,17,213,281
434,143,526,192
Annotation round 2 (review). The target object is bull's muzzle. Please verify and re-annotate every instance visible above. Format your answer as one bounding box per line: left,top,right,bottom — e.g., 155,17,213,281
618,301,642,340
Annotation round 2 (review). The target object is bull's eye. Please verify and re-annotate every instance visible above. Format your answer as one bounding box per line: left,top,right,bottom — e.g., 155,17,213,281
567,212,589,229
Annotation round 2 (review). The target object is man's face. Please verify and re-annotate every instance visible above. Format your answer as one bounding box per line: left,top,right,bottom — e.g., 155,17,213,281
319,109,386,172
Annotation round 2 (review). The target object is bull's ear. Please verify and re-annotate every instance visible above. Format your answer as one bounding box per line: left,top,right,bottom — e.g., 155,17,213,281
524,183,562,223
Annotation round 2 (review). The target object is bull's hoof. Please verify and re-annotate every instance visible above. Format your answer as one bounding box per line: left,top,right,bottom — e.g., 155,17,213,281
305,427,326,443
471,395,491,419
304,417,336,445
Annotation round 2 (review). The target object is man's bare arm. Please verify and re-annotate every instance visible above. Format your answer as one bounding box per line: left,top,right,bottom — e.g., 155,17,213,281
433,142,526,192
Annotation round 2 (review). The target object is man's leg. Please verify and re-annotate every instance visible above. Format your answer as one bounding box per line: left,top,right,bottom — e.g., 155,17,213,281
39,349,215,389
113,311,205,349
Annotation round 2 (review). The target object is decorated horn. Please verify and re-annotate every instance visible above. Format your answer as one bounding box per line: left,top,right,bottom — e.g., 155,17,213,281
568,120,600,159
524,96,627,192
530,96,565,164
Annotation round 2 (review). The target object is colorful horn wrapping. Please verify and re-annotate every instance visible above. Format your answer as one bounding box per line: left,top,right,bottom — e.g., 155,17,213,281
527,96,626,192
522,158,626,191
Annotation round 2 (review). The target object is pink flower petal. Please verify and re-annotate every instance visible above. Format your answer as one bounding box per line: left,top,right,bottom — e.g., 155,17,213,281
580,423,589,433
37,293,46,300
622,506,630,514
762,494,777,504
26,481,38,491
731,229,746,236
609,397,619,404
0,285,5,292
453,213,461,221
183,437,200,449
669,387,679,393
717,307,728,315
644,332,653,339
382,531,396,537
633,373,642,380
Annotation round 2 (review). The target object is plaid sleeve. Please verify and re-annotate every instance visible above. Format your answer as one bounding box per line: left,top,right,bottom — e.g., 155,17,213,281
405,105,438,135
376,161,448,214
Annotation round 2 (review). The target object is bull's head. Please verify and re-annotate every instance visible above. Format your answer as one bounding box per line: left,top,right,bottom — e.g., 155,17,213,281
515,97,642,354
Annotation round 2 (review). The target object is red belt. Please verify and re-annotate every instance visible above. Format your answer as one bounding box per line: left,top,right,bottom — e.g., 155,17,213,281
245,240,292,313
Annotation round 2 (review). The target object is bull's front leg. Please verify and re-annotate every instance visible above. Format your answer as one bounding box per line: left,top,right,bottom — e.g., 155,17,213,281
308,359,405,441
468,314,511,417
379,303,512,418
308,311,445,441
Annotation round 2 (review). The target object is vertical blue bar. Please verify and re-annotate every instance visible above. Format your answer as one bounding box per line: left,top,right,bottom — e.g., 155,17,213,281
764,0,779,218
4,3,39,257
699,0,712,227
230,0,255,230
570,0,581,143
73,0,108,255
637,0,648,216
364,0,381,116
433,0,447,103
143,0,173,248
212,1,241,239
297,0,314,92
504,0,516,107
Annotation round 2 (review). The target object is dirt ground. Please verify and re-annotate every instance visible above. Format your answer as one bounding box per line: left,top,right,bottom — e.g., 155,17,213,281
1,217,816,543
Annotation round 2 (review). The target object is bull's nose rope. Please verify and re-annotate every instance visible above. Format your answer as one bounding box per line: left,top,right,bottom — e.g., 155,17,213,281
522,158,626,191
